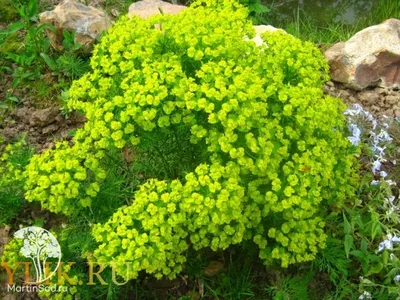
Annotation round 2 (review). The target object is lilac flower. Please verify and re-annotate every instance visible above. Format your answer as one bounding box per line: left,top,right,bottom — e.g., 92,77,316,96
378,234,400,252
372,160,381,173
380,171,388,178
348,124,362,146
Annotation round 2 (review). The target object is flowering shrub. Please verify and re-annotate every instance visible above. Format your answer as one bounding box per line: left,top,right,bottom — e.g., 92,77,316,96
24,0,358,277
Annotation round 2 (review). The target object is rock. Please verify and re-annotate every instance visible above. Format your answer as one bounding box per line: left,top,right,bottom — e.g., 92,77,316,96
385,95,399,104
348,96,357,103
371,105,380,112
358,91,380,104
30,107,60,127
325,19,400,90
2,127,19,139
55,114,64,122
110,8,120,18
203,261,224,276
251,25,287,46
375,87,388,95
339,90,350,98
128,0,186,19
15,107,32,122
40,0,112,52
326,81,334,87
42,123,60,134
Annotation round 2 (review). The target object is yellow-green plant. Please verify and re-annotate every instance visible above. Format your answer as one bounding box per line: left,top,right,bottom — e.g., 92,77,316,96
0,138,34,224
24,0,358,276
0,139,30,187
0,237,24,270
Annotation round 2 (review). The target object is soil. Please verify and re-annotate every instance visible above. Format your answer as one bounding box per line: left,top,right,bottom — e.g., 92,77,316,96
324,81,400,118
0,103,85,152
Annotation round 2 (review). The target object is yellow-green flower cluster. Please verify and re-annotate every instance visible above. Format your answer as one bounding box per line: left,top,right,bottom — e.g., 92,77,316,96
0,139,31,189
0,138,34,224
24,140,106,215
92,162,249,279
23,0,358,273
0,238,24,270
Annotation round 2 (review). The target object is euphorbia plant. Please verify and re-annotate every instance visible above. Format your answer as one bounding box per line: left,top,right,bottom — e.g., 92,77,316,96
24,0,358,279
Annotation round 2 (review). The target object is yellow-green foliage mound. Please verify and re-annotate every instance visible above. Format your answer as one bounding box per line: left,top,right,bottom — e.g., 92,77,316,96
24,0,358,279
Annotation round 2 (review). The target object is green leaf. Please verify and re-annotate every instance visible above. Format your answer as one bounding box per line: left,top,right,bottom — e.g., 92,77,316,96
18,5,26,18
350,249,363,258
37,23,56,33
28,0,38,18
371,220,382,240
63,29,72,40
361,238,368,252
344,234,353,258
2,22,25,34
72,43,82,51
6,52,23,64
365,263,383,276
7,95,19,103
382,250,389,265
248,2,269,14
40,53,58,70
343,213,351,234
361,278,374,285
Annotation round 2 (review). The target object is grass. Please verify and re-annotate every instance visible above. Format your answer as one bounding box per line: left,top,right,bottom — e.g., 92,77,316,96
270,0,400,47
283,10,358,48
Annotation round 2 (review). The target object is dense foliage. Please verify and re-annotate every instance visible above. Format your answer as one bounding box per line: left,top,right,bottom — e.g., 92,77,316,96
0,138,34,224
21,0,358,281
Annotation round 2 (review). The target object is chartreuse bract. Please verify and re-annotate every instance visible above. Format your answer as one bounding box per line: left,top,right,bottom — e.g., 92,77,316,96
23,0,358,279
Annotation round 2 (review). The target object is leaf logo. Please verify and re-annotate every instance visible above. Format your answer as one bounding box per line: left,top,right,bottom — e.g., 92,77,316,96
14,226,62,284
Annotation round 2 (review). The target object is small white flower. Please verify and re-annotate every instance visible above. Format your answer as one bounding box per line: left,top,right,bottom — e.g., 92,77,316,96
380,171,388,178
378,234,400,252
386,180,397,186
394,275,400,283
359,291,372,300
372,160,381,173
